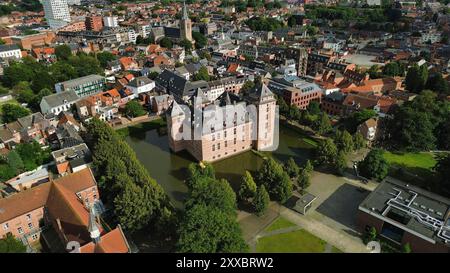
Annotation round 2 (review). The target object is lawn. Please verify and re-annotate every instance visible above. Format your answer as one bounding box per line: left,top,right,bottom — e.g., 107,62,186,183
383,151,437,170
256,229,328,253
382,151,439,189
264,217,296,232
116,118,166,138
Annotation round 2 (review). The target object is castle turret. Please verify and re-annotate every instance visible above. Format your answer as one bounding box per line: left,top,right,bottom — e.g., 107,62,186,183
167,100,187,152
245,83,277,151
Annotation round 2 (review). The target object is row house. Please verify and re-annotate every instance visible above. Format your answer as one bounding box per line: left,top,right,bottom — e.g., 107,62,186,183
0,113,50,149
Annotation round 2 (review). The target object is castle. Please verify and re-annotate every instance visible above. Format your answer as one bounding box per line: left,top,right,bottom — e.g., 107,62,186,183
166,84,277,162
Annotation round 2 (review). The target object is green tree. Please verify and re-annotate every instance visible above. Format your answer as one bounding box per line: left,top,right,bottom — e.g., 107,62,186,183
179,39,193,51
298,168,311,191
186,177,237,215
335,130,354,154
425,72,449,95
55,44,72,61
177,204,248,253
186,161,215,189
0,234,26,253
382,62,401,76
2,62,35,87
253,185,269,216
67,54,103,76
434,154,450,195
1,103,30,123
84,118,173,234
30,88,53,111
358,149,389,181
402,243,412,253
193,66,210,81
240,80,255,94
148,71,159,80
124,100,146,118
113,177,153,232
159,37,173,49
238,171,257,201
307,101,321,116
364,226,377,244
96,51,117,68
192,31,207,48
405,64,428,93
284,157,300,179
257,158,292,203
353,132,367,150
316,138,338,165
50,62,78,83
7,151,24,175
312,113,332,135
335,150,347,176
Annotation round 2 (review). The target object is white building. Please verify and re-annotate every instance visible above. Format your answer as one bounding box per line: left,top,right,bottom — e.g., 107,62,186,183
128,29,137,44
42,0,71,29
40,91,79,115
366,0,381,6
323,38,346,52
103,16,119,28
0,45,21,59
126,76,155,97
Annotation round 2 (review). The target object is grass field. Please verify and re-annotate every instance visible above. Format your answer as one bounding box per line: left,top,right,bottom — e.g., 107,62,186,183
256,229,328,253
116,118,166,138
382,151,439,189
383,151,437,170
264,217,296,232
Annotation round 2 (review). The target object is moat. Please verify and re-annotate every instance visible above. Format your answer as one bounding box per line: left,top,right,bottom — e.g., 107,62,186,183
125,122,316,208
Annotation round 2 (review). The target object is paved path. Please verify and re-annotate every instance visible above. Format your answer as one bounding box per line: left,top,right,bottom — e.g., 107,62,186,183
279,207,370,253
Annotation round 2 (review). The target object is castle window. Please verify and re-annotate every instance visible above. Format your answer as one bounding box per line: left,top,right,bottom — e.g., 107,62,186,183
217,143,221,150
26,214,31,221
28,223,33,229
17,227,24,234
212,144,215,151
31,234,38,241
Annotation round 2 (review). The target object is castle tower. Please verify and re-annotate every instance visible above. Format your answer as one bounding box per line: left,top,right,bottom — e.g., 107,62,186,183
180,1,193,42
88,205,101,244
167,100,187,152
251,83,277,151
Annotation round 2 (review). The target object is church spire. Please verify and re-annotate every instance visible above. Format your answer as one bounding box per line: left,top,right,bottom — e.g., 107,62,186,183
88,205,101,244
182,1,188,20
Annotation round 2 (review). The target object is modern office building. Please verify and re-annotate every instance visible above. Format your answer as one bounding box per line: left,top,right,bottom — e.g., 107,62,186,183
357,177,450,253
42,0,72,29
55,75,106,98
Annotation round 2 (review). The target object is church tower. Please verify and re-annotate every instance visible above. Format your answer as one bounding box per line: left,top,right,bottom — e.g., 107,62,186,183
180,1,193,42
88,205,101,244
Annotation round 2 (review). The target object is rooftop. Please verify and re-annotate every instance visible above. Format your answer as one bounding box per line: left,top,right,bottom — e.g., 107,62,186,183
359,177,450,245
